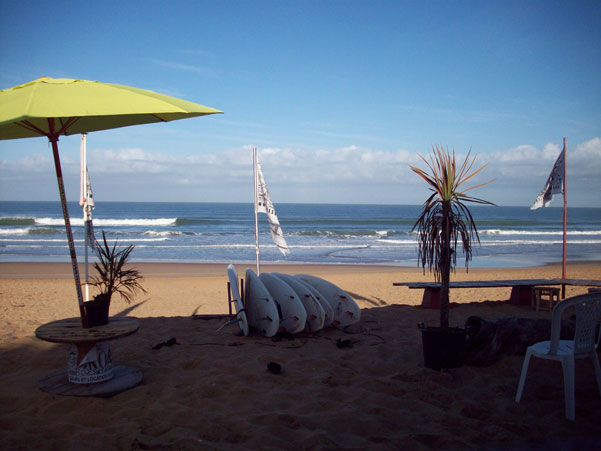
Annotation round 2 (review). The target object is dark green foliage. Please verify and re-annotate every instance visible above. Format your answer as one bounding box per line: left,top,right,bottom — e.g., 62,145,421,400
410,146,493,328
90,231,146,305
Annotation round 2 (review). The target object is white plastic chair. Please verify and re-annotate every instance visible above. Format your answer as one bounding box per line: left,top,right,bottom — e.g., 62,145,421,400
515,292,601,421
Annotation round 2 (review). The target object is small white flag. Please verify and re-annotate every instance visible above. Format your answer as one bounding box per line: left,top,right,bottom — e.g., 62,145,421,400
80,135,97,252
531,147,565,210
254,150,290,256
83,178,97,252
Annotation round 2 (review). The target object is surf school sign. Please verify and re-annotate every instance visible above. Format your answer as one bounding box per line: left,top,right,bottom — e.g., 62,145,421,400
67,341,113,384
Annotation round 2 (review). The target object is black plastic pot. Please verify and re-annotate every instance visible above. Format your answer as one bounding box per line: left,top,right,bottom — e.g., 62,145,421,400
419,325,467,370
83,299,109,327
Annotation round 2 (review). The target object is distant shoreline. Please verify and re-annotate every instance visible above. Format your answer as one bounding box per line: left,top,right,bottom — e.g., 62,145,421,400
1,260,597,279
2,199,601,209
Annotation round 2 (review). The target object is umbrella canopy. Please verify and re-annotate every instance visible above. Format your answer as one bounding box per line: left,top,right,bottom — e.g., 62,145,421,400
0,77,222,139
0,77,222,327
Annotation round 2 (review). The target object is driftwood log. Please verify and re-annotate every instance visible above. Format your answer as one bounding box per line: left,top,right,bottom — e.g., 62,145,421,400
463,316,576,367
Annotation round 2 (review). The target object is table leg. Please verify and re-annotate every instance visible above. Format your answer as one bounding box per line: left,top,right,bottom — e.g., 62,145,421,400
509,286,535,305
40,364,142,397
75,342,96,364
421,288,441,309
67,341,113,384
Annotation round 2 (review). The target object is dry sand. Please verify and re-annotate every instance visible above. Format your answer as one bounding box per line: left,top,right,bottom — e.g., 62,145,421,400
1,261,600,449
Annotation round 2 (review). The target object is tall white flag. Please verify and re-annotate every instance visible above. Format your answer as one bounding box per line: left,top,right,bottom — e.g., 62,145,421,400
254,150,290,256
531,148,565,210
80,135,97,252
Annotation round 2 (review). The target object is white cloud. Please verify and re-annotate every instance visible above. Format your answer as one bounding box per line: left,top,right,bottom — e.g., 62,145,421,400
1,138,599,206
570,138,601,176
1,153,53,173
251,145,418,185
484,138,601,179
90,148,172,174
144,58,214,75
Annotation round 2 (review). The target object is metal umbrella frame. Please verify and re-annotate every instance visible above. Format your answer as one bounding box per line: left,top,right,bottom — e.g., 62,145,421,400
0,77,222,327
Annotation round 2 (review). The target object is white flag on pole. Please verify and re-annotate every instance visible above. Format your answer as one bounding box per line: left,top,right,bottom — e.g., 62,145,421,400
80,135,97,251
254,151,290,256
531,148,565,210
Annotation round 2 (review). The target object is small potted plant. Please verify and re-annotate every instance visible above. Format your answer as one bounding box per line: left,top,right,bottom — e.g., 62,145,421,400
410,146,493,369
83,232,146,326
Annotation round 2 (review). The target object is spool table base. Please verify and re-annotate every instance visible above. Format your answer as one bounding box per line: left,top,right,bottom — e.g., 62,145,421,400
40,364,142,398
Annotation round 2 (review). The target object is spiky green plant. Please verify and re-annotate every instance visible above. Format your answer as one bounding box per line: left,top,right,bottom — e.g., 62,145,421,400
410,146,493,328
90,231,146,305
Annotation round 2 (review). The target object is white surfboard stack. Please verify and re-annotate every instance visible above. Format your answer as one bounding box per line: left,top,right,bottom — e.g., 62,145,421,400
226,264,361,337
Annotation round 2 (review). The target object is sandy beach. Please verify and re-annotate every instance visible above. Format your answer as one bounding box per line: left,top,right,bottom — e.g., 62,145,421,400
1,261,600,449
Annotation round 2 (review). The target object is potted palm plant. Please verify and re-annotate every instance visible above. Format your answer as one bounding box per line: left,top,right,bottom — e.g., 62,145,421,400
410,146,493,369
83,232,146,327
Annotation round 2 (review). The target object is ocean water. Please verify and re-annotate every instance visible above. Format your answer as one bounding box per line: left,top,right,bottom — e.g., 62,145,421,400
0,201,600,268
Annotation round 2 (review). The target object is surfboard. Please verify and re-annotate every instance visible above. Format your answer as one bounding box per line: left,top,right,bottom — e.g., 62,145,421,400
226,264,249,336
273,273,325,332
295,274,361,327
244,269,279,337
293,277,335,327
259,272,307,334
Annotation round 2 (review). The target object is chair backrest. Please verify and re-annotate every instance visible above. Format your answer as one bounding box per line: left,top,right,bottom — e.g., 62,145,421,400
549,292,601,356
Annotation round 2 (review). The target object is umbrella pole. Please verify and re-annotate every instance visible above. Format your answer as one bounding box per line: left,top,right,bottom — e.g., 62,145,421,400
49,133,87,328
81,134,90,303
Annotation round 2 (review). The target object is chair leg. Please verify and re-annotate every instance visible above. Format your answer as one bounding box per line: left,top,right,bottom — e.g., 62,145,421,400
515,349,533,402
593,352,601,397
561,356,575,421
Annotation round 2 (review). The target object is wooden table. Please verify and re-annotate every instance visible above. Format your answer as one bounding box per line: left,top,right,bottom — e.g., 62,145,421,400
35,317,142,397
393,278,601,308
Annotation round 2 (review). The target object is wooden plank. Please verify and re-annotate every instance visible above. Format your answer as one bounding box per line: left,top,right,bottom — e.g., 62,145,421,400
394,278,601,309
557,279,601,287
393,282,438,288
394,278,601,289
39,364,142,398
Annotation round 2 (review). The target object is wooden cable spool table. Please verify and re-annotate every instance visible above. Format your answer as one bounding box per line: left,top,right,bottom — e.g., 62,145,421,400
35,317,142,397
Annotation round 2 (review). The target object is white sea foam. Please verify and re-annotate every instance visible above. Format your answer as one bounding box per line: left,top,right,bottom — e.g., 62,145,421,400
131,243,389,250
481,229,601,236
143,231,180,237
132,243,257,249
0,228,32,235
480,239,601,245
35,217,177,227
2,202,599,266
125,238,171,242
3,244,68,249
1,238,71,242
377,239,416,245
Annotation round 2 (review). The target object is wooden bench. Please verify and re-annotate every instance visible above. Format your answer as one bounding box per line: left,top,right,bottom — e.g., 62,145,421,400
532,286,560,312
393,278,601,309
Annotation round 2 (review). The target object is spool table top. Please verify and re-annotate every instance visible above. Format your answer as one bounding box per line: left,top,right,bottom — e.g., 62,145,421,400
35,317,139,345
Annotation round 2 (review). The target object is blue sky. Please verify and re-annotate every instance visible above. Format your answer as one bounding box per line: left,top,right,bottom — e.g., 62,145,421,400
1,0,600,207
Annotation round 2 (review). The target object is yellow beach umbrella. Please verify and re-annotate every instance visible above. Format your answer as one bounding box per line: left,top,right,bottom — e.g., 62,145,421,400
0,77,222,326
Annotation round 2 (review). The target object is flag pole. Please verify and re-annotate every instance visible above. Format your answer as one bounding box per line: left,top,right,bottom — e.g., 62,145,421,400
253,147,261,275
561,137,567,297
